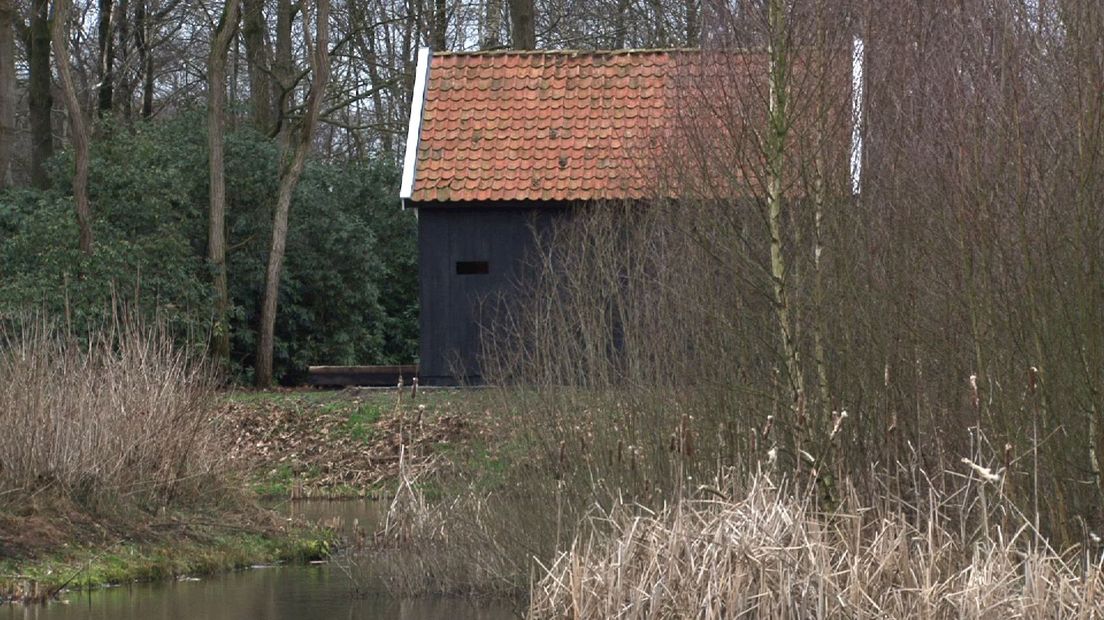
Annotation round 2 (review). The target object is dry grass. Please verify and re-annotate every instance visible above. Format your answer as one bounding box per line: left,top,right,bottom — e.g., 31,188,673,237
0,318,227,514
528,473,1103,619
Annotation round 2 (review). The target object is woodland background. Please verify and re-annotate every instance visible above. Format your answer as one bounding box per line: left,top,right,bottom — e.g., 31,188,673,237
0,1,1101,535
0,0,709,384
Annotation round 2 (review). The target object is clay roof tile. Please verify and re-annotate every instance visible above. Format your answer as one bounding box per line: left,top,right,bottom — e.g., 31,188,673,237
410,49,693,203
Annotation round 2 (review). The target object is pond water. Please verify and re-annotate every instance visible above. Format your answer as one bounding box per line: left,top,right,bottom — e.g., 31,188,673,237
4,501,518,620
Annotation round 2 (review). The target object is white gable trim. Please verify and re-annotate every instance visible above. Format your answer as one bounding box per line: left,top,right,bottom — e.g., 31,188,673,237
850,36,865,195
400,47,432,201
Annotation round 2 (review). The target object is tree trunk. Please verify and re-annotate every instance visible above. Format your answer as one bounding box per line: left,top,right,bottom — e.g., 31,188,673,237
482,0,503,49
613,0,630,48
117,0,132,122
648,0,666,46
765,0,804,425
52,0,93,254
507,0,534,49
432,0,447,50
97,0,115,115
273,0,293,141
136,0,153,118
255,0,330,387
242,0,274,133
208,0,241,368
0,0,15,188
29,0,52,189
685,0,699,46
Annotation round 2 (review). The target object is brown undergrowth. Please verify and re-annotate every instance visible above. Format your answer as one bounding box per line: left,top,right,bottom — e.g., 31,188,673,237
0,318,331,602
223,389,489,498
0,318,232,551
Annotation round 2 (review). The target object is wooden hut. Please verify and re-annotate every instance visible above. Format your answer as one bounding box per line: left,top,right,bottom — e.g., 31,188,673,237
400,46,865,385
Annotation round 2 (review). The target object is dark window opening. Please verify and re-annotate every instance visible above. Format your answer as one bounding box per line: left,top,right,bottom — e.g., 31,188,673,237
456,260,489,275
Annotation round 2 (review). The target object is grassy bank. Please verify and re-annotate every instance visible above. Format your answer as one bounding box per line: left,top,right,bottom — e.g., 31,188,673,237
0,321,340,604
0,516,333,603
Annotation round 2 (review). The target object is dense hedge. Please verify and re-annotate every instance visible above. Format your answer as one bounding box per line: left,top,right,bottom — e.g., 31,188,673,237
0,115,417,384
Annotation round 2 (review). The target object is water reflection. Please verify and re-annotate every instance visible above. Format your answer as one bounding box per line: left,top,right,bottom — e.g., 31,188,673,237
4,566,515,620
4,500,518,620
277,498,386,538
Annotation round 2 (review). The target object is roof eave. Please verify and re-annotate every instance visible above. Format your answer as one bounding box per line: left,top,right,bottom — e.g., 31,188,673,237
399,47,432,201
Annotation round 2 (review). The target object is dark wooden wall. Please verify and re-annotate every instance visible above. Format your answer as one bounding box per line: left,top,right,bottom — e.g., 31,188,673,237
416,202,568,385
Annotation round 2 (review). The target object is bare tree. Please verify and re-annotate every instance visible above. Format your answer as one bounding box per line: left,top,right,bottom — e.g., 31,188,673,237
431,0,447,49
97,0,115,114
134,0,151,117
482,0,505,48
28,0,52,188
764,0,804,421
508,0,534,48
51,0,93,253
273,0,294,138
0,0,14,188
241,0,274,132
255,0,331,387
685,0,698,46
208,0,241,367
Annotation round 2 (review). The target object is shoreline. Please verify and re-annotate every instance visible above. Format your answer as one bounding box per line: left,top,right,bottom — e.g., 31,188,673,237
0,388,481,606
0,515,336,604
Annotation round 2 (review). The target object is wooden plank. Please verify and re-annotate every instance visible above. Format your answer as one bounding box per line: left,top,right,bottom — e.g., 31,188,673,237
306,365,418,387
308,365,417,375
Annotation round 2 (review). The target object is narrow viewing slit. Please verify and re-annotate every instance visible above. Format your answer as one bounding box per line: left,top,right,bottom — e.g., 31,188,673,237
456,260,489,275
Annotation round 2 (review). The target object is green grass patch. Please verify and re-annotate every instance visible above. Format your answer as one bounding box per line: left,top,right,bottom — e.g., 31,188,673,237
251,463,296,498
0,524,335,599
342,404,383,442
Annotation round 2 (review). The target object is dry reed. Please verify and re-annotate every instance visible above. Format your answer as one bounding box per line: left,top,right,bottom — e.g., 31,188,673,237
0,317,227,512
528,473,1103,619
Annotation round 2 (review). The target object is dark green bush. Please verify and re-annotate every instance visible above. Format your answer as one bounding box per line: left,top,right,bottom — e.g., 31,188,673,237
0,115,416,383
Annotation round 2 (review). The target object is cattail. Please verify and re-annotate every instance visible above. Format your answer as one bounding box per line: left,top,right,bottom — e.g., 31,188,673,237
830,410,848,439
680,413,694,458
761,415,774,439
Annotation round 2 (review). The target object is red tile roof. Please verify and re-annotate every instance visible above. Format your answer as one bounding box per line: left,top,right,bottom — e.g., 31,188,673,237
409,50,693,203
